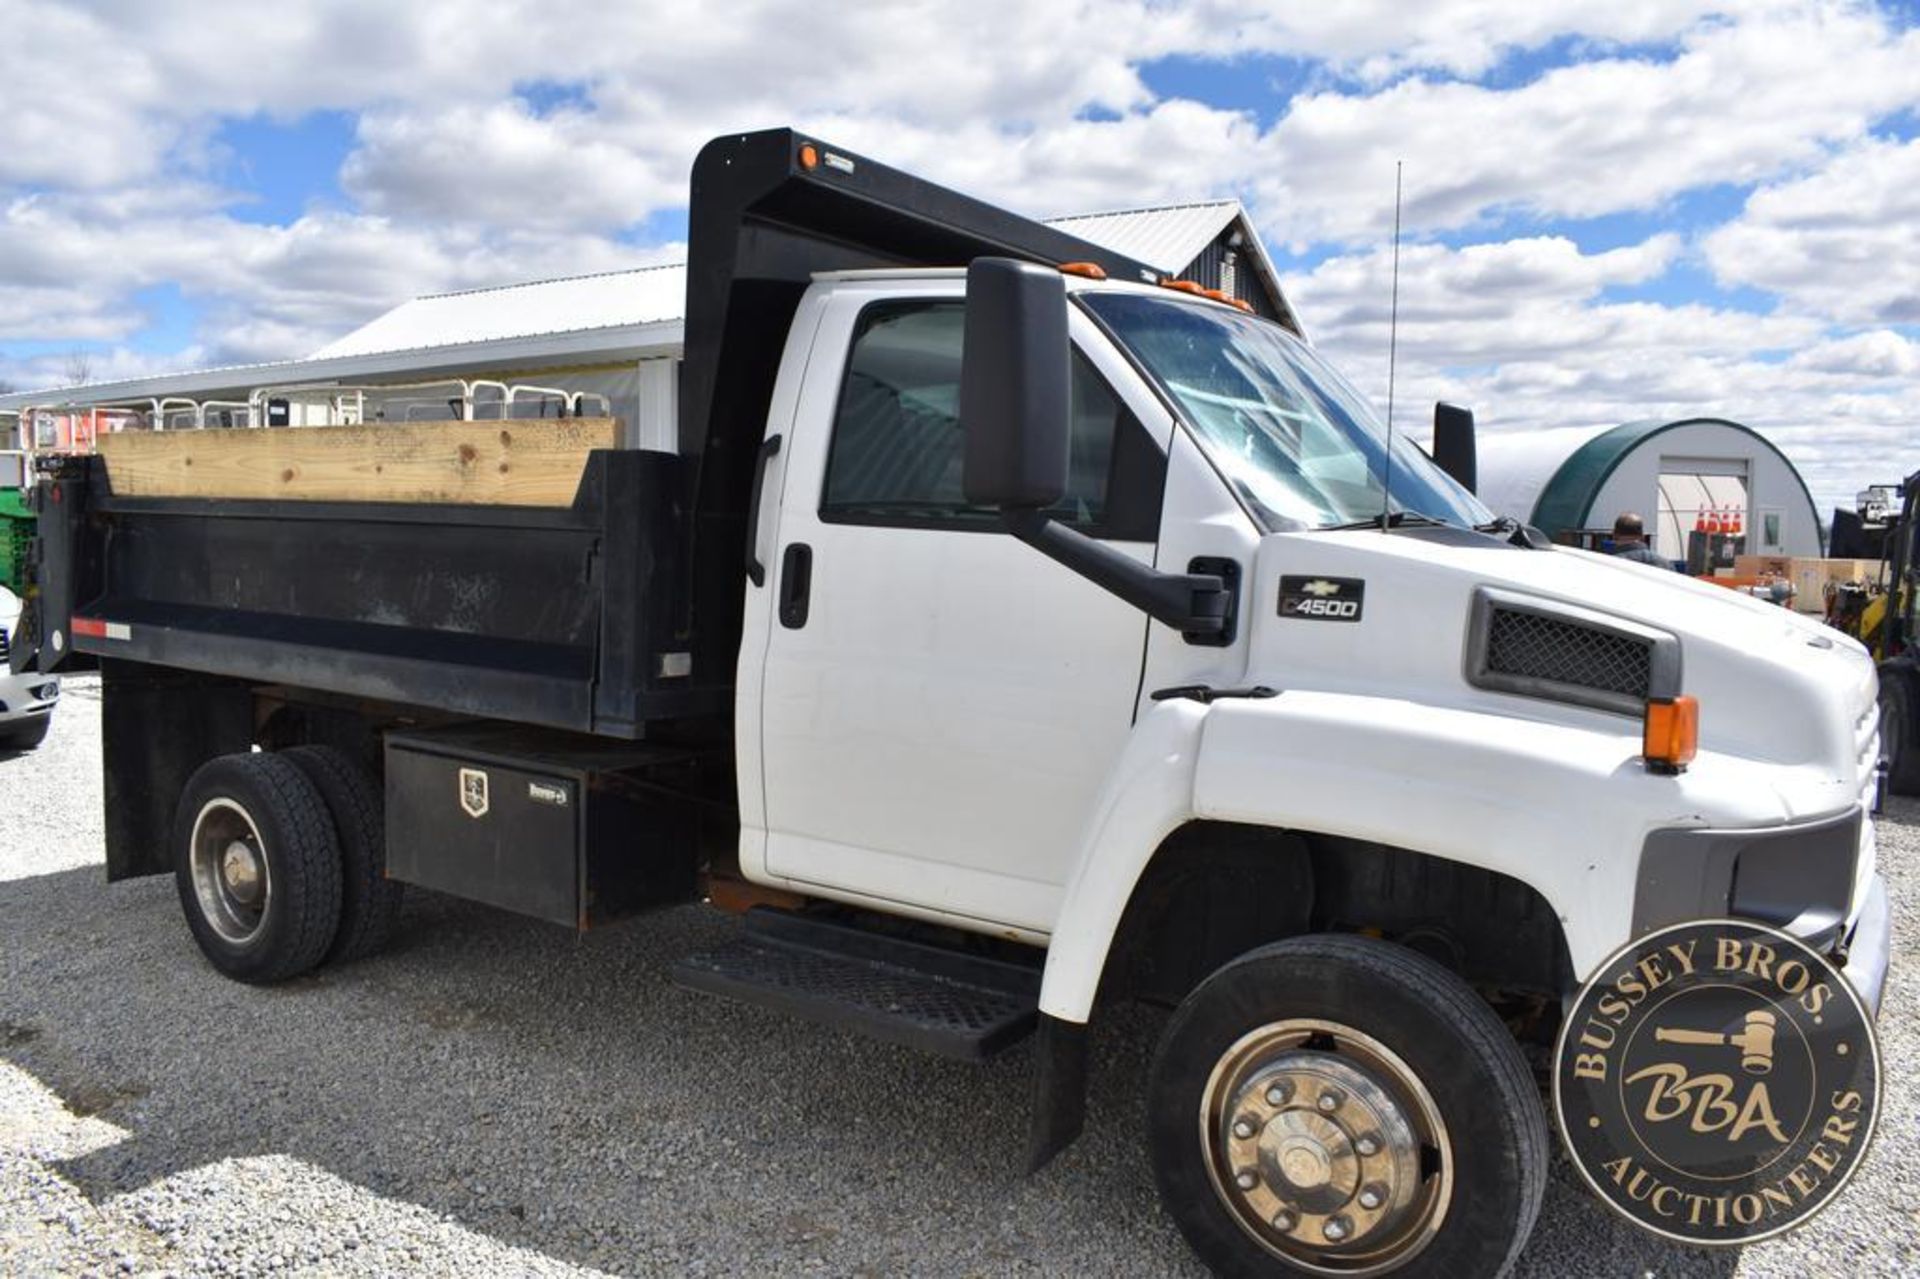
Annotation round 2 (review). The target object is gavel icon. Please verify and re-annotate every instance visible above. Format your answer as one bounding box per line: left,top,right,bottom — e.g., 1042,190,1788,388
1654,1009,1778,1075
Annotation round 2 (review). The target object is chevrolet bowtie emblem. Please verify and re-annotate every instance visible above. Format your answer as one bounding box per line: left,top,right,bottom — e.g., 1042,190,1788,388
1301,579,1341,596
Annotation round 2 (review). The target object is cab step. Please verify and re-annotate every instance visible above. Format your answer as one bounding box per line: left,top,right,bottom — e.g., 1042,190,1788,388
673,908,1041,1060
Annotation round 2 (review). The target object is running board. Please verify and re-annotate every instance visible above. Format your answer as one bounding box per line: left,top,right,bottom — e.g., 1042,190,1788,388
673,908,1041,1060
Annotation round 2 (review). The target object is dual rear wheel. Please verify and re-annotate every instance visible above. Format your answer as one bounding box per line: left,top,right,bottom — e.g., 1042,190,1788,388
174,747,402,983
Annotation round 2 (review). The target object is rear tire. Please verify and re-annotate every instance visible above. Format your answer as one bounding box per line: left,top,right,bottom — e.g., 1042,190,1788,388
0,715,50,751
173,752,342,983
283,745,404,964
1149,934,1547,1277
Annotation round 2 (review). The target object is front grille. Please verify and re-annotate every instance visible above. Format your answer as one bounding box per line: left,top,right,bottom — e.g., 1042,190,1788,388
1466,588,1679,716
0,624,9,663
1485,606,1653,699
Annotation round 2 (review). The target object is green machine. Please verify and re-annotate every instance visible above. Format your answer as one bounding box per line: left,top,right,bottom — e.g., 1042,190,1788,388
1,415,31,592
0,482,29,593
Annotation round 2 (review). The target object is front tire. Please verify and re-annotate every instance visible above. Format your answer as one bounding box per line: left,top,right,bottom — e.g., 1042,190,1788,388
1149,934,1547,1277
173,752,343,983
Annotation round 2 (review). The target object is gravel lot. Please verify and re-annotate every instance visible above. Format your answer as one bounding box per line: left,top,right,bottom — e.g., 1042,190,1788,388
2,675,1914,1277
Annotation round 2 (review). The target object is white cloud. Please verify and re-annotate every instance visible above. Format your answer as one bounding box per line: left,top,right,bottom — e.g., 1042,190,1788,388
1705,134,1920,325
0,0,1916,512
1284,233,1916,513
1249,5,1920,246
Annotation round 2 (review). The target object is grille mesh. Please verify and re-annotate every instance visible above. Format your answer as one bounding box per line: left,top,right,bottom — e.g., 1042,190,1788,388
1484,607,1652,699
0,625,9,663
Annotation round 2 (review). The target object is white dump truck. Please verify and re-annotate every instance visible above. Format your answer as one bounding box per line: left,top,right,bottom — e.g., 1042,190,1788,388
16,128,1888,1275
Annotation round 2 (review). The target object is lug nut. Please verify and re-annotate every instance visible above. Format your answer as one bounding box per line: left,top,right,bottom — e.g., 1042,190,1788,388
1323,1215,1352,1242
1271,1208,1298,1233
1354,1135,1380,1156
1266,1081,1292,1106
1317,1089,1342,1113
1232,1117,1257,1140
1235,1169,1259,1191
1358,1185,1385,1210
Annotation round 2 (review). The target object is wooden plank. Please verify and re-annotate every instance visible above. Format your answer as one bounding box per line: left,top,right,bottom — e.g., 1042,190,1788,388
96,418,619,506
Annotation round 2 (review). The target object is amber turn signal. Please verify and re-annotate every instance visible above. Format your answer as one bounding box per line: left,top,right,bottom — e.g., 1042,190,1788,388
1644,695,1699,774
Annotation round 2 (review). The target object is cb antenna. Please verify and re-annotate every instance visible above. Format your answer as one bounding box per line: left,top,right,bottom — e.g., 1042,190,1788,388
1380,159,1404,530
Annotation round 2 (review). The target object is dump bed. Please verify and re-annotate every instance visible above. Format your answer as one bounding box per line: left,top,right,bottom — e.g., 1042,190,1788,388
28,422,708,736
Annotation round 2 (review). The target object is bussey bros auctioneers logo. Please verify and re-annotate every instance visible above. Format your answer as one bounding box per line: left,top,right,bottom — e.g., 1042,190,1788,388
1553,918,1879,1245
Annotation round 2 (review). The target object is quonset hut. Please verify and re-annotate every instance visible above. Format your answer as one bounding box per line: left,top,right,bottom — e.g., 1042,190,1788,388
1476,418,1823,561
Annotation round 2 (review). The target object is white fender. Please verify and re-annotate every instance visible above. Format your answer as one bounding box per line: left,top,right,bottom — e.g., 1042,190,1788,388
1038,696,1209,1022
1038,688,1794,1024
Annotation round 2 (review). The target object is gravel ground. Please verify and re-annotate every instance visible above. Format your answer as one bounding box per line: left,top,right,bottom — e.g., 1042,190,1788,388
0,675,1913,1277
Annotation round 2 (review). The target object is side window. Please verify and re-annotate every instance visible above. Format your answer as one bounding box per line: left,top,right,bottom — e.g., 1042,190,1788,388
820,299,1163,540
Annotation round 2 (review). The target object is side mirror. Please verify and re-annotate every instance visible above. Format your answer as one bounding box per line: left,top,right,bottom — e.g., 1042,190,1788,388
1433,402,1477,495
961,257,1069,509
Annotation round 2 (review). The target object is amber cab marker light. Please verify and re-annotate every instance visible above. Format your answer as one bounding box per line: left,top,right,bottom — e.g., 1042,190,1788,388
798,143,819,171
1643,695,1699,775
1163,279,1207,296
1059,261,1107,280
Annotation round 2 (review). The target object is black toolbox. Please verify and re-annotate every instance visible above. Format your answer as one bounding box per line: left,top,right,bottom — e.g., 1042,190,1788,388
383,723,709,929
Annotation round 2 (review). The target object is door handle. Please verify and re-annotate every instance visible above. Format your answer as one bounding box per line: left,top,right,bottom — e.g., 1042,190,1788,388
779,543,813,629
745,433,782,587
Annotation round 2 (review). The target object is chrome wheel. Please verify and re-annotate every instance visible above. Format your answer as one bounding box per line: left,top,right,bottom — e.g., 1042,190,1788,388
1200,1018,1452,1275
188,798,272,946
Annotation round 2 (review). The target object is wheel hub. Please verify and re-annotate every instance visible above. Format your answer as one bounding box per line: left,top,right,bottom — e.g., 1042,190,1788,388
1202,1022,1451,1274
1224,1052,1421,1249
188,798,272,946
220,840,263,905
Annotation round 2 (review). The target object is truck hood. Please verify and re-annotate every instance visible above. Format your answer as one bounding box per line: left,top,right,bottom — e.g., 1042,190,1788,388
1246,527,1876,822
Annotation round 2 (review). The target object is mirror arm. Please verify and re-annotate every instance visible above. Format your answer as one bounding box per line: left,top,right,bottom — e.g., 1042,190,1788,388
1002,510,1228,635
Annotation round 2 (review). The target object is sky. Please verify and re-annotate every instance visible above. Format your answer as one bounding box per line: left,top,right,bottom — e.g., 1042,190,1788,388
0,0,1916,516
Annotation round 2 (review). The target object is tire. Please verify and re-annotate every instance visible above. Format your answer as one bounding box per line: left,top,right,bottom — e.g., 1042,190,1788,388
173,752,343,984
1879,676,1920,796
1149,934,1548,1278
282,745,404,964
0,715,50,751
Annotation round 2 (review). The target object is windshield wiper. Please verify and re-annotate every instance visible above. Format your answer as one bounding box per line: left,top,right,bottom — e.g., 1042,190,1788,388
1325,511,1453,532
1476,514,1553,548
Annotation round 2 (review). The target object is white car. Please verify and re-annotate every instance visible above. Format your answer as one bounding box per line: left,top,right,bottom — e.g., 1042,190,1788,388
0,585,58,750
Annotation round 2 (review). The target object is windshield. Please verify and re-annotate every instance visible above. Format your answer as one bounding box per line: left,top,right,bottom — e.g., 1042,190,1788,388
1081,292,1493,532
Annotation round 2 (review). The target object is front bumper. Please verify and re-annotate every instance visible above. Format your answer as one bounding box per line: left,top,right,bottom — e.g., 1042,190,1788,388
1632,805,1889,1016
0,672,59,720
1839,872,1891,1016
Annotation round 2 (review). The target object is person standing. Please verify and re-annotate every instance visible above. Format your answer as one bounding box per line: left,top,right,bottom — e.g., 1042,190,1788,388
1608,512,1672,568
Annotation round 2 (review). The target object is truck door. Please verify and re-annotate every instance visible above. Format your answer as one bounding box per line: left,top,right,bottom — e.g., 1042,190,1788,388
749,288,1169,936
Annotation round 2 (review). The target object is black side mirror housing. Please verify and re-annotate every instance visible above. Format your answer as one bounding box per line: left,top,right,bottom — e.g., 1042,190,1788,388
956,255,1231,640
961,258,1070,509
1432,402,1477,495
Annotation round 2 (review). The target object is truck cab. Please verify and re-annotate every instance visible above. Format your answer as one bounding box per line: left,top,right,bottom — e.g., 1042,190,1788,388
735,262,1885,1011
14,129,1890,1277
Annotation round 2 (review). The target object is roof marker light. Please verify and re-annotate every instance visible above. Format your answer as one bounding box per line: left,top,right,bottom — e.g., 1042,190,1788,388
798,143,819,171
1059,262,1107,280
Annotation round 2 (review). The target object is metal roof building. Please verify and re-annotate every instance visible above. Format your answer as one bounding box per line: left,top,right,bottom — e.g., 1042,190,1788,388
0,200,1297,454
1477,418,1823,560
1045,201,1296,329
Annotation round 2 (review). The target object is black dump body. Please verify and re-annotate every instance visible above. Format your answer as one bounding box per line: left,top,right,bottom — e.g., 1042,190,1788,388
16,128,1163,737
